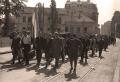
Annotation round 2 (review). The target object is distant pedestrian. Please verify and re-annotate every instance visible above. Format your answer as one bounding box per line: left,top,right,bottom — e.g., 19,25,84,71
98,36,104,58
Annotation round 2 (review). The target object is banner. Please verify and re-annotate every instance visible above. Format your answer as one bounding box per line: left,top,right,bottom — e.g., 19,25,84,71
32,7,39,38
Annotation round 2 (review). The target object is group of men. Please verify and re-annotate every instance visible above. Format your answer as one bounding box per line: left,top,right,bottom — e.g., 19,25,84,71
10,31,116,74
11,31,32,65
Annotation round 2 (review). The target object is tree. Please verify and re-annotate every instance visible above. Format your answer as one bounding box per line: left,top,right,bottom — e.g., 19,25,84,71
50,0,58,34
0,0,27,36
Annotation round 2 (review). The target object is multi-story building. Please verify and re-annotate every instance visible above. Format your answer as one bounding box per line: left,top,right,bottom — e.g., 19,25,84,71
111,11,120,38
101,21,111,36
0,0,3,4
14,7,35,33
43,0,99,35
64,0,99,35
15,0,99,36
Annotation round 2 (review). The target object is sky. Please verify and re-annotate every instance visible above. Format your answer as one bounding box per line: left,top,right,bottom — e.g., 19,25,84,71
25,0,120,25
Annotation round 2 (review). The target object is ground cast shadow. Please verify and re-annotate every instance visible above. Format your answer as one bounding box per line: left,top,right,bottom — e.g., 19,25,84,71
64,72,79,81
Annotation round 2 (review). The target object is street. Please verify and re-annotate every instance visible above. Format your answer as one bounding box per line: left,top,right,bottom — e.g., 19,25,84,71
0,39,120,82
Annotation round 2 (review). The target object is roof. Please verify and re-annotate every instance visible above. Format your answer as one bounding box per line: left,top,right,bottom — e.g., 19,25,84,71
44,8,66,15
65,1,97,11
57,8,67,15
70,14,95,23
76,14,94,22
65,1,93,5
22,7,35,14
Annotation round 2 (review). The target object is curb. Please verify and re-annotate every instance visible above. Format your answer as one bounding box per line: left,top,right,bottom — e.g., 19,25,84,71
0,51,12,55
113,55,120,82
113,67,119,82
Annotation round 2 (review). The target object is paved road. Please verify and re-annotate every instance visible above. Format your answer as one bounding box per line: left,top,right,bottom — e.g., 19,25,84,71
0,39,120,82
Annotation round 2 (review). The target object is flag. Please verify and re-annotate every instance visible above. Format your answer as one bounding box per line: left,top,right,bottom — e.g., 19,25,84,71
32,8,39,38
32,3,44,38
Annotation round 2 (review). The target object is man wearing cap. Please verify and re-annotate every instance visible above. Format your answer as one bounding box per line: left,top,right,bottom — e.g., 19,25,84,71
50,32,62,68
35,32,45,66
11,32,21,64
22,31,31,65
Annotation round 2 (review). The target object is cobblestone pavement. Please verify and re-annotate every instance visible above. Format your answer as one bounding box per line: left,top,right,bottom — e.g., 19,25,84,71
0,39,120,82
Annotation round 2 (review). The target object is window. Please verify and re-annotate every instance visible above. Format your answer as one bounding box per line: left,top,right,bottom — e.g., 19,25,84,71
48,28,50,31
28,16,32,23
78,14,81,19
67,11,69,13
22,27,25,30
73,10,76,14
65,27,68,32
77,27,80,32
0,0,3,3
68,4,70,7
65,4,68,8
65,4,70,8
27,27,31,30
84,27,87,32
48,17,50,21
59,17,61,24
23,16,26,23
70,27,74,32
57,28,61,32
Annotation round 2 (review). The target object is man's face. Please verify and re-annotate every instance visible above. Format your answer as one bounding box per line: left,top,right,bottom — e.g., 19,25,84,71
24,33,27,36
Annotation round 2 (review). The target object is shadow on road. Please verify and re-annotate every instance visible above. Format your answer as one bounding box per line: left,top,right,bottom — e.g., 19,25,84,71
26,64,59,77
0,63,25,72
0,59,12,64
64,72,80,81
25,58,70,76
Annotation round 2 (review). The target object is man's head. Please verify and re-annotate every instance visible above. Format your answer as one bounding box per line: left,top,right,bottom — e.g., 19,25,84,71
54,32,58,38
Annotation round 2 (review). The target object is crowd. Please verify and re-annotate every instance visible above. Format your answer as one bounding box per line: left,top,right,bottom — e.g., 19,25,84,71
10,31,116,74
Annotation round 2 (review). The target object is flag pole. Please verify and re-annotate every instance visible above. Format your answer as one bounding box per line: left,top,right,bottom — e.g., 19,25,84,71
43,3,44,33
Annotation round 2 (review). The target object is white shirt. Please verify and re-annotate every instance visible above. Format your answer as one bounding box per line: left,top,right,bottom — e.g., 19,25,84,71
23,35,31,44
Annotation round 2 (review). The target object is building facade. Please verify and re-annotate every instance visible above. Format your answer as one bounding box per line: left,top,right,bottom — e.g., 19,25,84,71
43,0,99,35
15,0,99,35
101,21,111,36
14,7,35,33
111,11,120,38
0,0,3,4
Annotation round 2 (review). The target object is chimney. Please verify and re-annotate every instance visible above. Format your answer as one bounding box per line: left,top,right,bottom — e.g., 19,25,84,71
77,0,81,2
87,0,90,3
67,0,70,2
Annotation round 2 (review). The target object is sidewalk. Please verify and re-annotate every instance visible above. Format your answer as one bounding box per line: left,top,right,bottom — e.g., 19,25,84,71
0,47,12,54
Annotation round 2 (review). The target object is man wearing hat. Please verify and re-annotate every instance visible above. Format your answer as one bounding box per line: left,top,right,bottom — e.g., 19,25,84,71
21,31,32,65
11,32,21,64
